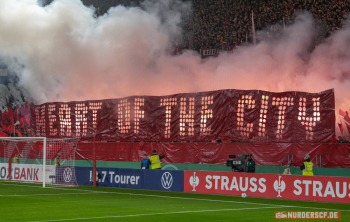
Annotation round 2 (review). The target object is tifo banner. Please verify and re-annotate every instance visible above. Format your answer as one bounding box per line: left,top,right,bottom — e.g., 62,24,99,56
0,163,55,182
184,171,350,204
75,167,184,192
31,89,335,142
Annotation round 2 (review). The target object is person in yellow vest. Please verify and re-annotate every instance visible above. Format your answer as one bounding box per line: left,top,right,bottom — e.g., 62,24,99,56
54,152,61,166
13,154,19,164
300,154,313,176
149,150,164,169
54,152,62,184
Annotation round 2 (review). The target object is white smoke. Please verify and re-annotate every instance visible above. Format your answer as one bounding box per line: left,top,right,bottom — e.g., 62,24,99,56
0,0,350,136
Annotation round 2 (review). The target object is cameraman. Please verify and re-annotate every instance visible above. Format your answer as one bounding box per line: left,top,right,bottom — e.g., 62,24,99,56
246,154,255,173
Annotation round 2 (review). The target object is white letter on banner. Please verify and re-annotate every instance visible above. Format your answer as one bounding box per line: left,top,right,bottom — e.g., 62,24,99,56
180,97,195,137
134,98,144,134
160,97,177,139
59,104,71,137
200,96,213,136
117,99,130,134
89,102,102,133
109,171,115,183
230,177,239,191
303,180,312,196
75,103,88,137
313,181,323,197
324,181,336,197
239,177,248,192
294,180,302,195
221,176,229,190
237,95,255,137
258,95,269,137
258,178,266,193
249,178,257,192
297,97,320,140
336,182,347,198
35,105,46,136
272,96,294,139
48,104,57,136
205,175,212,189
213,175,220,190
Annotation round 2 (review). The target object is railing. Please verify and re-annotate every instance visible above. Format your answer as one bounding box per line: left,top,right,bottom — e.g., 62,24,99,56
279,154,294,167
311,155,322,168
252,136,268,143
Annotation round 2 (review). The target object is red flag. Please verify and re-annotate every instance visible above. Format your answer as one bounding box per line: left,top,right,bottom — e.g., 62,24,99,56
329,137,339,142
0,131,7,137
344,121,350,135
339,109,350,124
338,122,344,135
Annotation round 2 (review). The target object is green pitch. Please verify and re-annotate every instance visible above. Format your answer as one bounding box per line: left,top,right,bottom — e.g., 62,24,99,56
0,181,349,222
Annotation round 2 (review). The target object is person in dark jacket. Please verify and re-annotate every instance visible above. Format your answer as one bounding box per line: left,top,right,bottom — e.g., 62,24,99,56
246,154,255,173
141,154,151,169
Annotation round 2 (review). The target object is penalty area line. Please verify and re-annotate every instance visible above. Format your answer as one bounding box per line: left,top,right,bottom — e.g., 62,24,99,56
0,193,100,197
31,206,290,222
0,182,90,193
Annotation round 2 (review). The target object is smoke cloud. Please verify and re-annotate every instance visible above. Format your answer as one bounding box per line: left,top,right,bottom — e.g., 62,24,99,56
0,0,350,135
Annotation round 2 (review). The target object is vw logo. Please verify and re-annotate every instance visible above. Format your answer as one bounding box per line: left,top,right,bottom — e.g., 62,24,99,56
63,167,72,183
161,172,173,189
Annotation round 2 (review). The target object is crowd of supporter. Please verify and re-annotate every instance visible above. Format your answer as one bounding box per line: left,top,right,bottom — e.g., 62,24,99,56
43,0,350,52
81,0,141,15
185,0,350,52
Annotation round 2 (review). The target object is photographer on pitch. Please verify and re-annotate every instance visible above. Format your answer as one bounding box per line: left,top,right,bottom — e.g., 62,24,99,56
246,154,255,173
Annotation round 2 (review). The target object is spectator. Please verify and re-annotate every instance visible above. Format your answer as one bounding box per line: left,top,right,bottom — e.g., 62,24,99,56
141,153,151,169
44,0,350,53
184,0,350,53
283,168,291,175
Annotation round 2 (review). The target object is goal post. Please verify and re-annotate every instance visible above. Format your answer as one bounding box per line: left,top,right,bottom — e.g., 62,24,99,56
0,137,78,187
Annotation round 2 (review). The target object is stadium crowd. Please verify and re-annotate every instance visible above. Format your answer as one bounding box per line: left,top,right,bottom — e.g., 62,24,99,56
185,0,350,52
43,0,350,52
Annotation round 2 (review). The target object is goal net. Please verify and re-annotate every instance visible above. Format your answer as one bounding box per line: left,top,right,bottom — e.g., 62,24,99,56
0,137,78,187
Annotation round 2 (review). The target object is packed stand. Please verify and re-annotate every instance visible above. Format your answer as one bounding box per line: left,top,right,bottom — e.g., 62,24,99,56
185,0,350,52
42,0,350,53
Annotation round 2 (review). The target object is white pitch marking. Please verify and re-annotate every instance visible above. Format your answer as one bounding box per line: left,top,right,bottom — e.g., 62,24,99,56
0,182,90,192
0,193,96,197
31,206,290,222
2,181,350,212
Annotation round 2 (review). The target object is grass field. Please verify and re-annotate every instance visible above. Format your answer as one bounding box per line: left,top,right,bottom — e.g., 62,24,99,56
0,181,349,222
